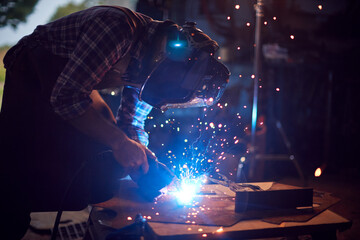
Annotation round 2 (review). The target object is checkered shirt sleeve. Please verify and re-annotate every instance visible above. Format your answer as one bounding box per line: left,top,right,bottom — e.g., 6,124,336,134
117,87,153,146
50,12,134,120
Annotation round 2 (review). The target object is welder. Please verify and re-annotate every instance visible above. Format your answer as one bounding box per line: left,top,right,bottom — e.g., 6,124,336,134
0,6,229,239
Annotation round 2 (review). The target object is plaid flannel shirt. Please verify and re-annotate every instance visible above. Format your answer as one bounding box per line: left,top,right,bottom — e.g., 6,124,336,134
8,6,160,145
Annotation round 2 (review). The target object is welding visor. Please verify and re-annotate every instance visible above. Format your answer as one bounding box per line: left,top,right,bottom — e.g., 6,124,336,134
139,50,230,111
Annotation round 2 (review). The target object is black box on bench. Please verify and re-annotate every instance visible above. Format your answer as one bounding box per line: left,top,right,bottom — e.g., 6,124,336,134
235,183,313,212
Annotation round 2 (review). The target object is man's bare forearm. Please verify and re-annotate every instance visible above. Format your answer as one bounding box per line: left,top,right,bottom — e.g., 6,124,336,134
66,91,150,171
69,105,150,172
68,106,128,150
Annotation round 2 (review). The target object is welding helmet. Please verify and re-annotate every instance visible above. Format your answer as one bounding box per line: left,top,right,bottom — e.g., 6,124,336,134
139,22,230,111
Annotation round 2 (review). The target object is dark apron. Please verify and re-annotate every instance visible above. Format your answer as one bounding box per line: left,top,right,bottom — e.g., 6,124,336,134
0,44,124,213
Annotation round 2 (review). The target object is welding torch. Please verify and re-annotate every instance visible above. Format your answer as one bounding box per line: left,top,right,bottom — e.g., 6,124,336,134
98,150,176,201
136,156,177,201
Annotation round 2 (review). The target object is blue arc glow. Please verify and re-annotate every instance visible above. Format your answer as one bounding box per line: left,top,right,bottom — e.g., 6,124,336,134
172,177,203,205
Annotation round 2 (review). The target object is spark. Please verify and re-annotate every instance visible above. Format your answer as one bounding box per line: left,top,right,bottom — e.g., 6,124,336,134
235,4,240,9
290,35,295,40
314,168,322,177
246,22,251,27
146,101,247,208
318,5,322,10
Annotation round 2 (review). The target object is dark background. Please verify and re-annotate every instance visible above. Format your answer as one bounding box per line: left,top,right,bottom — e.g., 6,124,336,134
130,0,360,181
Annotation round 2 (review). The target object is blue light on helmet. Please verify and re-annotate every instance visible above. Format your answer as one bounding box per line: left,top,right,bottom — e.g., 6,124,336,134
168,40,186,48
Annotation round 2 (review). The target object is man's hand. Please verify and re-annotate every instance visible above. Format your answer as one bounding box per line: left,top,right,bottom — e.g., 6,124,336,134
111,138,151,174
127,146,157,182
68,91,153,175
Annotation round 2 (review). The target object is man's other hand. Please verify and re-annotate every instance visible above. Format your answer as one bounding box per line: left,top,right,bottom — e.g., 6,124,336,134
129,147,157,182
112,138,151,174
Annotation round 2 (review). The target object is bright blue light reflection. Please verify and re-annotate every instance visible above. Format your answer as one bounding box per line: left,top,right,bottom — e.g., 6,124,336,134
169,40,185,48
172,177,203,205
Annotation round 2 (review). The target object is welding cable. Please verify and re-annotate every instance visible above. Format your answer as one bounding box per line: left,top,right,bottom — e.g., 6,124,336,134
51,158,88,240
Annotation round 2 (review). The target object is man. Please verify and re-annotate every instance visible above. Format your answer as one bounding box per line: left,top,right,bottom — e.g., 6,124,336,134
0,5,229,239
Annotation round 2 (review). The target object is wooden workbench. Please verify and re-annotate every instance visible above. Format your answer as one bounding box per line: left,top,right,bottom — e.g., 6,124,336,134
85,180,351,240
